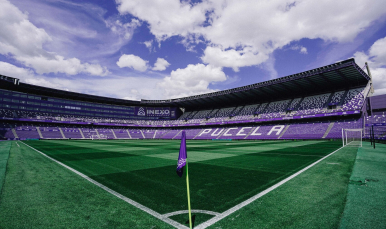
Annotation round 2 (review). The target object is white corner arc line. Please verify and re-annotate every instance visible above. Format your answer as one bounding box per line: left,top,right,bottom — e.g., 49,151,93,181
163,210,220,218
195,146,344,229
20,141,189,229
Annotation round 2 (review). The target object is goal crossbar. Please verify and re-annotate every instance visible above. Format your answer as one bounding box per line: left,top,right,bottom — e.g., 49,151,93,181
342,128,363,147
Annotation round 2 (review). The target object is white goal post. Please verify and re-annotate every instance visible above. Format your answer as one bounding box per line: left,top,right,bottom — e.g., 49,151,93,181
342,128,363,147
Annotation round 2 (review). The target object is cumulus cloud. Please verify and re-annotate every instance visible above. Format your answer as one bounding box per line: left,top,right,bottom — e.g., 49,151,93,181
105,18,141,40
117,0,386,70
201,46,269,72
152,58,170,71
0,0,109,76
0,61,164,100
143,40,153,52
116,54,148,72
0,61,67,89
290,45,308,54
116,0,209,40
354,36,386,96
158,64,227,98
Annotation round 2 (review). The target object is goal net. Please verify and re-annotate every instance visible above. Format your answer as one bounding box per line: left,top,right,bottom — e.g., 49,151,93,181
342,128,362,147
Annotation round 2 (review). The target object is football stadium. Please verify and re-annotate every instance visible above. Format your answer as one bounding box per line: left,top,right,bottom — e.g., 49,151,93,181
0,58,386,229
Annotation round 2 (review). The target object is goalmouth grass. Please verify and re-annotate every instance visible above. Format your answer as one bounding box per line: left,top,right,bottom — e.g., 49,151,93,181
0,140,359,228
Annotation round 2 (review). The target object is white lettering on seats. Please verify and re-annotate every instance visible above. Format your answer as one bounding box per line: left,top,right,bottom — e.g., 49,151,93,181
236,127,252,136
267,125,285,135
250,126,262,136
211,128,223,136
199,129,212,136
223,128,238,136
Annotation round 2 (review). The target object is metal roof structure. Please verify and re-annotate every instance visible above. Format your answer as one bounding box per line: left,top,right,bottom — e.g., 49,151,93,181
142,58,370,110
0,75,141,107
0,58,370,110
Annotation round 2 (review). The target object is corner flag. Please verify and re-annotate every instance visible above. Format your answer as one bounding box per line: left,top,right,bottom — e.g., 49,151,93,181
176,130,193,229
176,130,187,177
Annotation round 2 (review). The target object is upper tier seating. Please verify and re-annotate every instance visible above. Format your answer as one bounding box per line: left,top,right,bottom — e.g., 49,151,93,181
330,91,345,104
192,109,213,119
259,100,290,118
296,93,330,115
213,107,235,117
338,87,365,111
231,104,260,120
287,98,302,110
178,111,192,120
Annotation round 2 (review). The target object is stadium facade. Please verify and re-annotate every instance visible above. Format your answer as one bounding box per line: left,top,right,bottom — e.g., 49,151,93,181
1,58,385,141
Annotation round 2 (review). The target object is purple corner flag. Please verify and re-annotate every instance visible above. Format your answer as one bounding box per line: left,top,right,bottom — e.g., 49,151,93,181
176,130,187,177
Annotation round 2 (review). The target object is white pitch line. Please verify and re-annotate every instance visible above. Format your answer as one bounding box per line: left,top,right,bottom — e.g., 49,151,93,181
163,210,220,218
195,146,344,229
20,141,189,229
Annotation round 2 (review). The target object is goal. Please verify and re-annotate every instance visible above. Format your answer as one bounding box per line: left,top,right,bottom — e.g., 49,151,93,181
342,128,363,147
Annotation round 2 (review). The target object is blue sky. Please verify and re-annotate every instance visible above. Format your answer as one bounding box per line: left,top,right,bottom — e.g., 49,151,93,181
1,0,386,101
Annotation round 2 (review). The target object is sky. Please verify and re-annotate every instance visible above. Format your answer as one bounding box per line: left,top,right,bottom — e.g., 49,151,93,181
1,0,386,101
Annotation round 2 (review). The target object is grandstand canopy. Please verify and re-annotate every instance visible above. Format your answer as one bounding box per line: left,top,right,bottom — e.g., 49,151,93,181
142,58,370,110
0,58,370,110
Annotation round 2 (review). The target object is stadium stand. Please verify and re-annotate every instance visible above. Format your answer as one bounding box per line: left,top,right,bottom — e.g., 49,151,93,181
1,58,381,141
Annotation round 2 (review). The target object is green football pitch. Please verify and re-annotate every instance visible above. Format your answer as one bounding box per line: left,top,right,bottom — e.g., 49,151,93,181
0,139,360,228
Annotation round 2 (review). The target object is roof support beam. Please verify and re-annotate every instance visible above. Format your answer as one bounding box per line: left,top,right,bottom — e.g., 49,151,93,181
265,86,286,101
289,80,310,96
335,70,351,89
304,77,320,90
256,88,272,101
276,83,296,94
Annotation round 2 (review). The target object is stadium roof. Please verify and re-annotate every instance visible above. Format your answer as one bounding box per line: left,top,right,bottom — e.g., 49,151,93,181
0,58,370,109
0,75,141,106
142,58,370,110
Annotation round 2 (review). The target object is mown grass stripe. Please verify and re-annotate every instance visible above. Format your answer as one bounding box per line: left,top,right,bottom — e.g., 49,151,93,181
20,141,188,229
195,145,344,229
0,141,12,195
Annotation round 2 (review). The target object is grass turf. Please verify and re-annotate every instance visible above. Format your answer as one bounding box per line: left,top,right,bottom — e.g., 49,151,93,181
13,139,343,226
339,142,386,229
0,141,12,193
208,144,359,229
0,141,172,229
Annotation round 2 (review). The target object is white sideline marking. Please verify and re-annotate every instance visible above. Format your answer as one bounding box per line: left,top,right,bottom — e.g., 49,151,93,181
163,210,220,218
20,141,188,229
195,146,344,229
16,142,20,147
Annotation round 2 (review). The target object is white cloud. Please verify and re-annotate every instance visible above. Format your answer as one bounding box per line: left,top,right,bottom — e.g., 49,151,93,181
105,18,141,40
116,0,210,40
0,62,35,79
0,0,109,76
201,46,268,72
354,36,386,96
368,37,386,67
117,0,386,70
143,40,153,52
116,54,148,72
0,61,66,89
290,45,308,54
152,58,170,71
0,61,164,100
158,64,227,98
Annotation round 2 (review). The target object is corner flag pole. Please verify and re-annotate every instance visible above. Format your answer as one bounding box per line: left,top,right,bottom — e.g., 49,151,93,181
186,160,192,229
176,130,192,229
